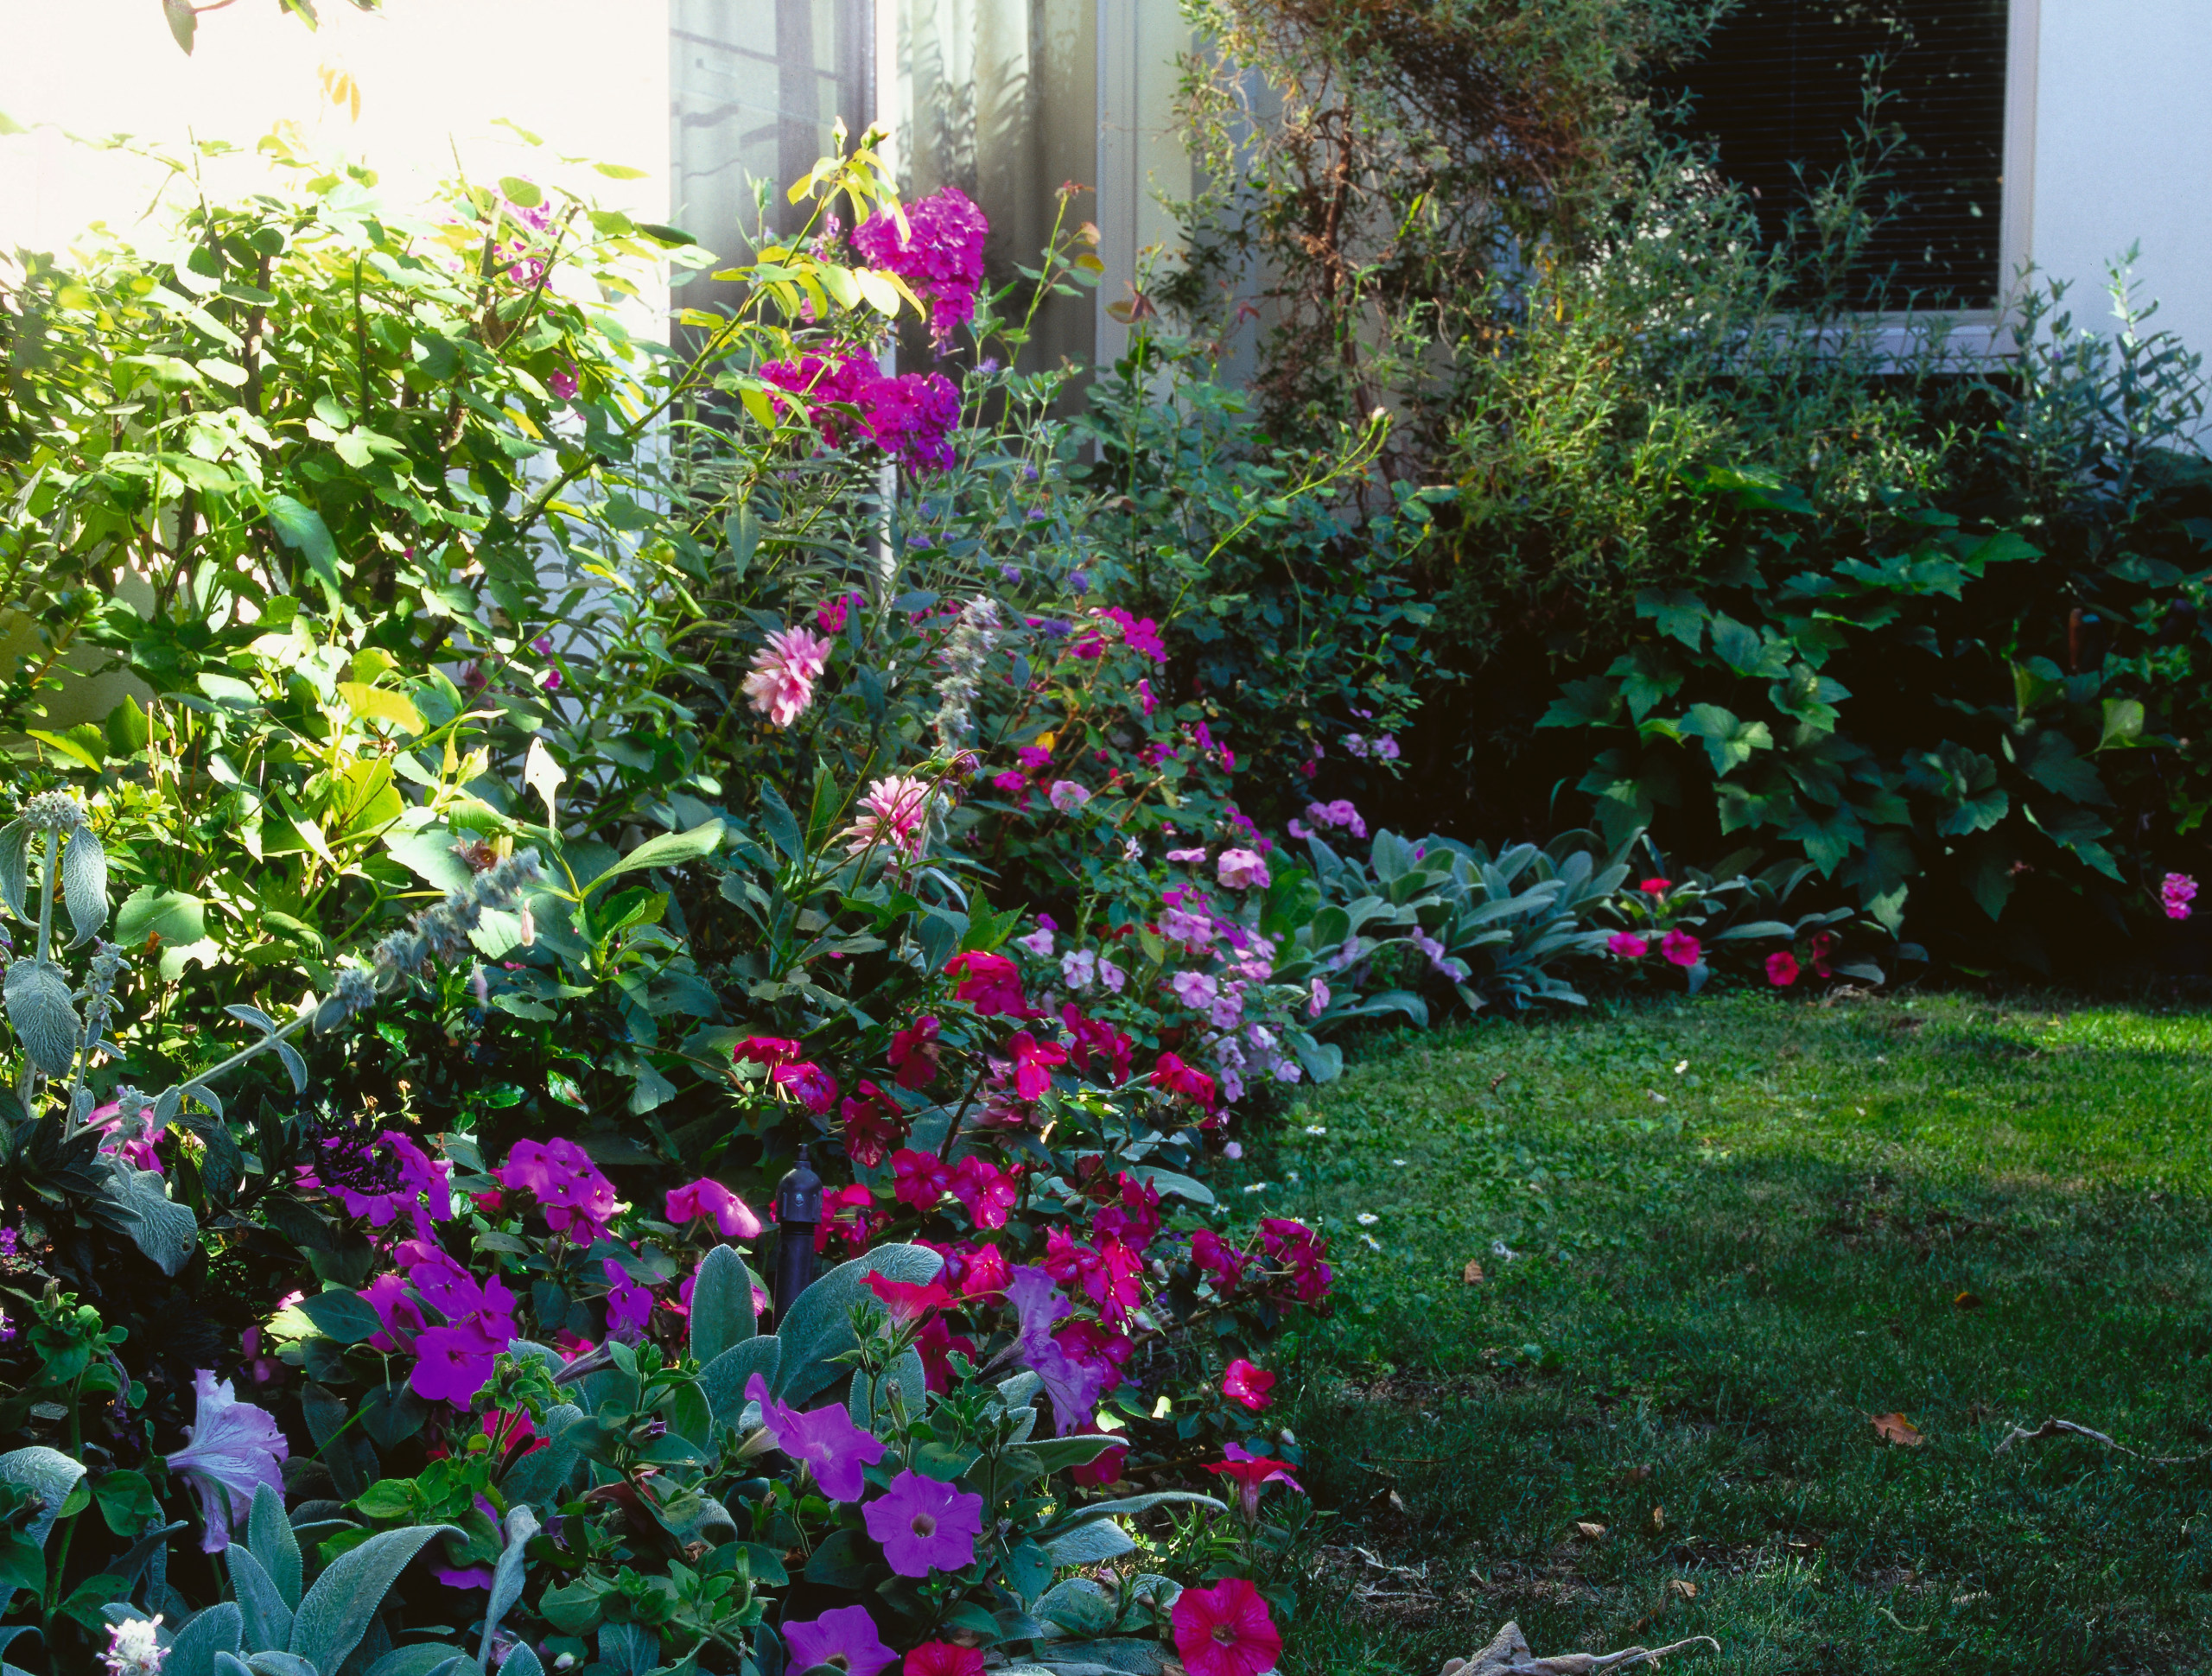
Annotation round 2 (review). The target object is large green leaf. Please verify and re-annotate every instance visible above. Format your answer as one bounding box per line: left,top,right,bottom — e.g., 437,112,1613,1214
115,886,207,948
770,1244,943,1405
687,1245,756,1365
267,495,341,594
288,1524,456,1675
0,1449,83,1546
581,822,725,898
1677,705,1772,776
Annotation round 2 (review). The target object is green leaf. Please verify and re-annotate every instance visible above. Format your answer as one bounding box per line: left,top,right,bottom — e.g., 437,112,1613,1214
1904,745,2008,837
59,826,107,946
2014,731,2108,805
4,962,79,1076
1636,587,1707,650
687,1244,756,1365
227,1540,296,1654
771,1244,944,1405
104,696,151,759
249,1481,303,1609
1676,705,1772,776
92,1470,160,1536
1605,644,1684,721
582,821,724,897
25,726,104,772
0,1448,86,1546
116,886,207,948
267,495,341,595
288,1524,458,1676
2097,697,2145,751
1536,676,1621,730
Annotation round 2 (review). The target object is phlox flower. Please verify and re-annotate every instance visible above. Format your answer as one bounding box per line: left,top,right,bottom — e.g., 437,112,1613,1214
742,625,833,728
1307,976,1330,1018
1173,970,1219,1010
1014,926,1055,958
497,1137,619,1241
2164,872,2198,920
601,1259,654,1342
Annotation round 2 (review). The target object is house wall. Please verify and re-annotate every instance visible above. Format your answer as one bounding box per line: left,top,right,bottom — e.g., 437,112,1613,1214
2027,0,2212,359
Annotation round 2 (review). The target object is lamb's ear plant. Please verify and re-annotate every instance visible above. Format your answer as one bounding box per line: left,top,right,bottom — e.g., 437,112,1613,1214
0,791,543,1274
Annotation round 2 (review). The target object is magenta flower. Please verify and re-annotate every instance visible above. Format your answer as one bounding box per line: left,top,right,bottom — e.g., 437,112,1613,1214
852,186,988,346
167,1370,289,1552
1217,848,1270,890
743,625,833,728
944,951,1027,1016
304,1128,454,1241
1004,1032,1067,1101
409,1324,505,1407
783,1604,896,1676
1659,930,1701,968
842,774,934,860
496,1137,620,1241
2163,872,2198,920
949,1155,1018,1228
742,1373,886,1501
1640,877,1671,894
1173,1577,1282,1676
1765,950,1800,987
1206,1442,1303,1517
602,1259,655,1341
863,1470,985,1576
1307,976,1330,1018
892,1148,952,1209
665,1178,764,1239
1607,932,1648,958
1222,1357,1275,1412
772,1060,839,1114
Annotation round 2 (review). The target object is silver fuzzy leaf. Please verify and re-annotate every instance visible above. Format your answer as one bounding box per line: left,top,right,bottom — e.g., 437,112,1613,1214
0,822,27,924
4,960,80,1076
104,1164,200,1276
59,827,107,948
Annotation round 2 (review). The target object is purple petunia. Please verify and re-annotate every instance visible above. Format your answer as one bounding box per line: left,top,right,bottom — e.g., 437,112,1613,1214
603,1259,655,1342
862,1470,986,1577
743,1373,886,1501
166,1370,289,1553
783,1604,896,1676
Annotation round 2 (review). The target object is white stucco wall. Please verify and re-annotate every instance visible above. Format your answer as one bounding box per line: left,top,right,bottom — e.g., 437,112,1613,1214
2027,0,2212,355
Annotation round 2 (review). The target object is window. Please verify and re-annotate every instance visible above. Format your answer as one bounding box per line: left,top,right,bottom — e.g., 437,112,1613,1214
1675,0,2014,311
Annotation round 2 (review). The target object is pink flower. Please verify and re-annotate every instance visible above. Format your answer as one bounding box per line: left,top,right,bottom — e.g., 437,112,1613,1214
861,1272,955,1323
742,625,833,727
852,187,988,346
165,1371,289,1553
1660,930,1701,968
1608,932,1649,958
905,1641,987,1676
734,1035,804,1067
888,1016,942,1089
497,1138,619,1241
1307,976,1330,1018
1305,799,1367,840
1151,1052,1217,1110
1014,925,1055,957
842,775,933,860
601,1259,655,1341
1217,848,1270,890
1191,1228,1247,1287
1173,969,1219,1010
949,1155,1018,1229
772,1061,839,1114
1765,950,1800,987
665,1178,764,1240
892,1148,952,1209
842,1083,906,1169
1137,677,1157,717
1640,877,1671,895
1222,1357,1275,1412
1005,1032,1068,1101
863,1470,986,1577
410,1324,505,1407
1206,1442,1303,1517
784,1605,896,1676
945,951,1027,1016
1048,779,1091,813
2163,872,2198,920
1173,1578,1283,1676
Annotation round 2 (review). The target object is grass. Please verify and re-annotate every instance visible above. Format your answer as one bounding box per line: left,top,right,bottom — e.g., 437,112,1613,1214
1230,990,2212,1676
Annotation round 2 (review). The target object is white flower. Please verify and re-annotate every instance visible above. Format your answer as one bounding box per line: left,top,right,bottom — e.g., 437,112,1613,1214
1355,1211,1378,1226
1304,1124,1326,1137
101,1616,166,1676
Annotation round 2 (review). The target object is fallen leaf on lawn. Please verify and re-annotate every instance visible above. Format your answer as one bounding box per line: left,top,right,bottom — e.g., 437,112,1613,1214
1872,1412,1925,1447
1574,1521,1606,1540
1649,1505,1665,1532
1953,1291,1983,1311
1667,1578,1698,1600
1623,1463,1654,1484
1462,1260,1485,1285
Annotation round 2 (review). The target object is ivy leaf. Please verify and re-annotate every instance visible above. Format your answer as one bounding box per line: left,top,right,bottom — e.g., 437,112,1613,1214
2012,731,2109,805
1605,644,1684,721
1708,613,1788,678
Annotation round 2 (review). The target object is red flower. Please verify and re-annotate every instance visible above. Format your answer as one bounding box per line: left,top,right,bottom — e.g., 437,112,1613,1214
1061,1004,1133,1083
1077,1237,1145,1326
945,951,1028,1017
815,1184,881,1255
862,1272,955,1323
734,1035,803,1067
892,1149,952,1210
905,1642,986,1676
1222,1357,1275,1412
1638,878,1671,895
1765,950,1800,987
949,1155,1018,1230
914,1315,976,1393
842,1082,906,1169
959,1242,1011,1298
1206,1443,1303,1517
1172,1577,1282,1676
1149,1052,1217,1110
888,1015,942,1089
772,1061,839,1114
1006,1031,1068,1101
1659,930,1701,968
1806,930,1837,976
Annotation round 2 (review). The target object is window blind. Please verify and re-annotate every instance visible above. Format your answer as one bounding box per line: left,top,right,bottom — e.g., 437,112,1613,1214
1674,0,2009,310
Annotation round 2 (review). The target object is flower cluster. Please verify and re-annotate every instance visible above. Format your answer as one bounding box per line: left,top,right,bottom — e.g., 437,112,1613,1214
851,186,989,346
760,349,962,473
2164,871,2198,921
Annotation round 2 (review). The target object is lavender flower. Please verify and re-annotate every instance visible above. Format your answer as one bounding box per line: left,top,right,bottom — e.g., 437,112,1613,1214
166,1370,289,1552
783,1604,896,1676
742,1373,885,1501
861,1470,986,1576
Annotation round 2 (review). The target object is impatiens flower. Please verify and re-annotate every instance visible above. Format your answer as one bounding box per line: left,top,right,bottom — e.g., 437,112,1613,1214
1660,930,1701,968
665,1178,764,1239
1190,1228,1248,1288
888,1015,942,1089
1048,779,1091,813
1137,677,1157,716
602,1260,655,1341
772,1060,839,1114
842,774,935,860
496,1137,620,1241
905,1641,986,1676
2164,872,2198,920
1173,1577,1283,1676
1173,969,1220,1009
862,1271,955,1323
945,951,1027,1016
1217,848,1271,890
864,1470,986,1577
1305,799,1367,840
842,1083,906,1170
1150,1052,1218,1110
743,1373,886,1501
742,625,833,727
1166,846,1210,864
100,1617,166,1676
949,1155,1018,1229
959,1242,1011,1297
1639,877,1671,895
1222,1357,1275,1412
166,1371,289,1553
1061,1006,1133,1084
1307,976,1330,1018
784,1604,897,1676
1765,950,1801,987
1005,1031,1068,1101
815,1183,883,1256
1608,932,1648,959
893,1149,953,1210
410,1324,505,1407
1207,1442,1304,1517
1014,926,1055,958
734,1035,804,1068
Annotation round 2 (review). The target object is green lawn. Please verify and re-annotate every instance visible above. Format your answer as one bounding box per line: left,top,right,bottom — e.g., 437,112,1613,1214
1235,991,2212,1676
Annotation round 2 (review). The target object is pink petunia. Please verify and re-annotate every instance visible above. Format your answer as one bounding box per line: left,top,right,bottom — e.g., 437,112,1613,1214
1608,932,1649,959
1660,930,1701,968
1765,950,1800,987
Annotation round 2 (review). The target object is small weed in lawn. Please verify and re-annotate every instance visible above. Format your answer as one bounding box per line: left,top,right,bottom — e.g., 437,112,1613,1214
1238,991,2212,1675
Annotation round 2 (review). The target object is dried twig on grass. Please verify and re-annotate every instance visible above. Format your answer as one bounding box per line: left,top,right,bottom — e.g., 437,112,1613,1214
1440,1621,1720,1676
1991,1416,2212,1463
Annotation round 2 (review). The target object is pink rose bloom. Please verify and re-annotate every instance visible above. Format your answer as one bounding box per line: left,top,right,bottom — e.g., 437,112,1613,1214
1607,932,1648,958
1216,848,1270,890
743,625,832,727
1660,930,1701,968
